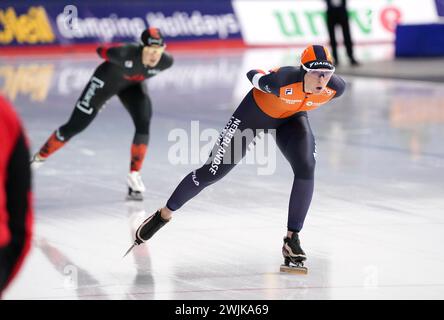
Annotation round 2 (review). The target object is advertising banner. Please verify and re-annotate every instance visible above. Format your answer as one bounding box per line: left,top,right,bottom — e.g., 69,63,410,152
232,0,439,45
0,1,242,47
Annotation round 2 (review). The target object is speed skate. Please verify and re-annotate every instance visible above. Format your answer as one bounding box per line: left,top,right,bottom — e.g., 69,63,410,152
280,233,308,274
280,257,308,274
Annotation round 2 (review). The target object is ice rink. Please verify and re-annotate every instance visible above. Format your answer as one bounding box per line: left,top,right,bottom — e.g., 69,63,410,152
2,46,444,299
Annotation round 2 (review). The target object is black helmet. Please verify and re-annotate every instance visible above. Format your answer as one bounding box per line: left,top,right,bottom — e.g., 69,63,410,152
140,27,165,47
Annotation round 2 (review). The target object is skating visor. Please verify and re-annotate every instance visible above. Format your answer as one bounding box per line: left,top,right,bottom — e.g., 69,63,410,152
301,63,335,78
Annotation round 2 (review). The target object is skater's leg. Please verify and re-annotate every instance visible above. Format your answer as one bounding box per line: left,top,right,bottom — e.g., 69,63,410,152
38,109,99,159
276,112,316,234
118,84,152,200
130,90,279,247
36,130,67,159
275,112,315,269
131,91,276,247
118,83,152,172
165,90,271,212
33,74,110,163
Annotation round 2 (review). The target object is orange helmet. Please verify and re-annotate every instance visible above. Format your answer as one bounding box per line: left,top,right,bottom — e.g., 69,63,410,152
300,45,334,70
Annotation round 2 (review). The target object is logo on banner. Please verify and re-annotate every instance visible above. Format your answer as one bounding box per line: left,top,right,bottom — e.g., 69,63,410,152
146,11,241,39
0,63,54,102
0,6,55,44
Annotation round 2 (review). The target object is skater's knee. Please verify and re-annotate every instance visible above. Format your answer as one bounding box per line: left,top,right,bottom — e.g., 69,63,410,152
291,156,315,179
134,100,152,131
134,119,150,135
57,126,75,141
59,120,89,140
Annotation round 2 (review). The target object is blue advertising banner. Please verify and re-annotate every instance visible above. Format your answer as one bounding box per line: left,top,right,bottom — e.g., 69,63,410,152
0,1,242,46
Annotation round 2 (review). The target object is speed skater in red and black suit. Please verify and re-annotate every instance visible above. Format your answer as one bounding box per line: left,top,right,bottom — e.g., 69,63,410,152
30,27,173,201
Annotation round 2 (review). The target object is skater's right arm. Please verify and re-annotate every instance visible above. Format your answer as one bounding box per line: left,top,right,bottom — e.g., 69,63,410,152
327,74,346,99
246,69,281,96
96,44,136,67
247,66,299,97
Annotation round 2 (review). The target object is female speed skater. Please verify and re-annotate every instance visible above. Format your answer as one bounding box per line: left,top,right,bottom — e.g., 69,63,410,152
126,45,346,272
30,27,173,201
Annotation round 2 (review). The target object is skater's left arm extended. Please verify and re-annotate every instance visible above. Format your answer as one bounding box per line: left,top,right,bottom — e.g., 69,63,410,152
157,51,174,71
246,68,281,96
327,74,346,99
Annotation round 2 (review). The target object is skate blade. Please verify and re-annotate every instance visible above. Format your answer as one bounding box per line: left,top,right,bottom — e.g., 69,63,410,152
280,264,308,275
126,194,144,201
30,161,45,170
122,244,136,258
